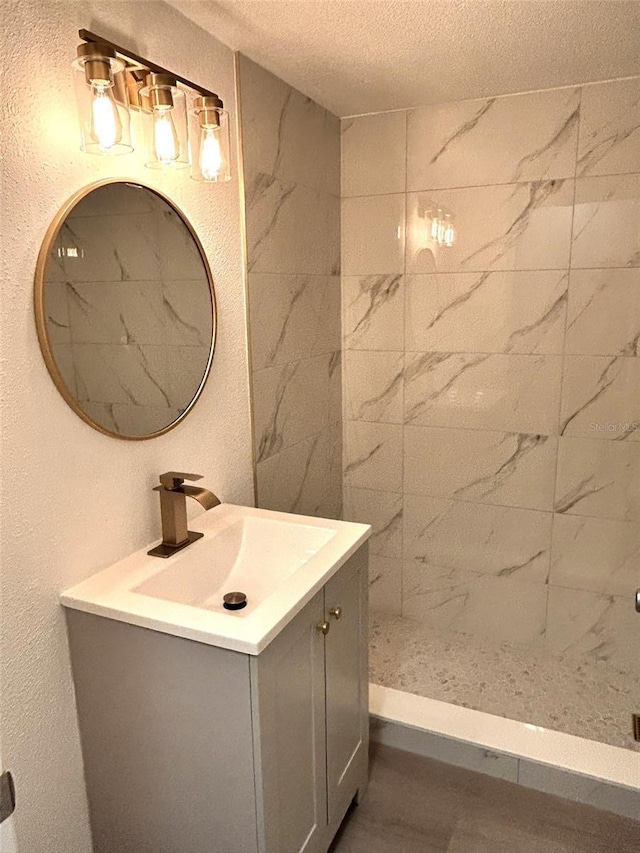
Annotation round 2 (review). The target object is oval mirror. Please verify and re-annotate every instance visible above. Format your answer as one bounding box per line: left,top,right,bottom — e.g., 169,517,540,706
34,181,216,439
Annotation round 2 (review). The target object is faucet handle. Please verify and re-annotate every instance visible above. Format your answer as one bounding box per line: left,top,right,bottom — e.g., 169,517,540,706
158,472,203,491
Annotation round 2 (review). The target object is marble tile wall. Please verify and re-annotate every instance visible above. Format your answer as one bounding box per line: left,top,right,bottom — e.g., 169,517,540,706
341,78,640,679
238,55,342,516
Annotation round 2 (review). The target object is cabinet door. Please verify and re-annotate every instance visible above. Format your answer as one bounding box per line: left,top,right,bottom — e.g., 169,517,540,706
324,548,368,828
251,590,327,853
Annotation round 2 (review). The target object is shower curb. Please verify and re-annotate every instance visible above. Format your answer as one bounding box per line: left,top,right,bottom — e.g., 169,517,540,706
369,684,640,821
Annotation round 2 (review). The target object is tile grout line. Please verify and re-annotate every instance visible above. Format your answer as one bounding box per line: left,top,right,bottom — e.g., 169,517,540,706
343,264,638,277
339,118,348,522
399,107,409,618
545,87,583,639
344,347,639,357
252,347,342,376
341,167,640,199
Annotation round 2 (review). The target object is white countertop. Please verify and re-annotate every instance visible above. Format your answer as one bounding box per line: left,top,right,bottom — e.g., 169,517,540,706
61,504,370,655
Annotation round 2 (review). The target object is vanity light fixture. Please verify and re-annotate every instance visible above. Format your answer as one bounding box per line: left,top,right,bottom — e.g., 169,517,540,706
72,42,133,155
72,29,231,180
139,74,189,169
190,96,231,182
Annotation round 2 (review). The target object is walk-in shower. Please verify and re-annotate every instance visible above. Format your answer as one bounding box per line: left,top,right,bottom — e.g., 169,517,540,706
239,52,639,814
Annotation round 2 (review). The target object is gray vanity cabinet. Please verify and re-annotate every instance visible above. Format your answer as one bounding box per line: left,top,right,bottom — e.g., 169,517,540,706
251,545,369,853
324,557,368,828
250,589,328,852
66,543,368,853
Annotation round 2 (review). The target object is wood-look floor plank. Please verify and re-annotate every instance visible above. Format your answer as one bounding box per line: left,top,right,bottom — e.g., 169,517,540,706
330,744,640,853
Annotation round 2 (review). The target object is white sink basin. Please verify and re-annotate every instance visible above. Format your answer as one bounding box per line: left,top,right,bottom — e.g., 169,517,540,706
61,505,370,654
134,514,337,611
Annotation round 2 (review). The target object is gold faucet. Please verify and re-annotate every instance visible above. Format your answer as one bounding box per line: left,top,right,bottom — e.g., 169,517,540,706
147,472,221,558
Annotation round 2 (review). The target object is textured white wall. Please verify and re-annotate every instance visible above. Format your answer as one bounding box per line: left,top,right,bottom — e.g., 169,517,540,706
0,3,253,851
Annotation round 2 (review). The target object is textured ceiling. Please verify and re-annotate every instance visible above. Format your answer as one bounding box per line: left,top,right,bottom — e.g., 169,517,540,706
172,0,640,116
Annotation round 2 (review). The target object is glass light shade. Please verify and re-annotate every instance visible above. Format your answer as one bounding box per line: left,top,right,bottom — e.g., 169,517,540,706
428,207,455,248
430,208,441,241
139,75,189,170
72,44,133,155
443,213,455,247
190,99,231,183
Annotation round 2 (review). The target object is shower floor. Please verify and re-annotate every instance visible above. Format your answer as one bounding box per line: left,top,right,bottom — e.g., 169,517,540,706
370,613,639,752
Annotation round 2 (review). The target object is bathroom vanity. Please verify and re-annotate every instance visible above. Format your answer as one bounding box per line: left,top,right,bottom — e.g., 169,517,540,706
62,505,370,853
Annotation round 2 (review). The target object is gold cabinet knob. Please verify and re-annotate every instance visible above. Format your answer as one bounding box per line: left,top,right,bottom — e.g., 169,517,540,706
329,607,342,620
316,621,330,635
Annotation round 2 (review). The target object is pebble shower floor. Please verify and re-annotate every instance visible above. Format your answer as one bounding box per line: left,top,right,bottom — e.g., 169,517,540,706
370,613,639,752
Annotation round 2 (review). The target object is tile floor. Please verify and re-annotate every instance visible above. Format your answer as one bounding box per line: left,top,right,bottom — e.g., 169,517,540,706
331,744,640,852
370,614,639,751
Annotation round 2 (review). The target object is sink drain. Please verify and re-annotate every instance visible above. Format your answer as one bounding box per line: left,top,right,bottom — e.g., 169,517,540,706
223,591,247,611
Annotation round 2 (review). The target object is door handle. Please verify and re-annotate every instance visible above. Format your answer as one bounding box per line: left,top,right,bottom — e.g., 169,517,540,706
636,589,640,613
316,621,330,636
0,771,15,824
329,607,342,620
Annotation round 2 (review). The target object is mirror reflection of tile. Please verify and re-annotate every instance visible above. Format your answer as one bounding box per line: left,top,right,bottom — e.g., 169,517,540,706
45,184,213,436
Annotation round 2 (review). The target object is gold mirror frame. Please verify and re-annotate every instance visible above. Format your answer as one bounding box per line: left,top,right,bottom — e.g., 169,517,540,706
34,179,217,440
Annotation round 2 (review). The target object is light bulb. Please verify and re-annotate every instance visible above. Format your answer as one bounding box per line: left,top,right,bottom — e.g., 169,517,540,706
430,210,440,240
90,82,122,150
443,214,455,247
152,109,180,163
444,224,455,247
199,127,223,180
